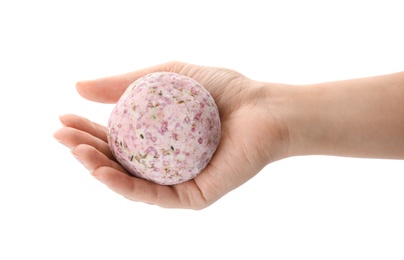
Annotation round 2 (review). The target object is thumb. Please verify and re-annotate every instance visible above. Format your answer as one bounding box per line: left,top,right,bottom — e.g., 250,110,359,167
76,61,190,103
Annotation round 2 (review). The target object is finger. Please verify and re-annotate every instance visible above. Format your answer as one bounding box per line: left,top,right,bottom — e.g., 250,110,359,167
59,114,108,143
92,166,183,208
54,126,114,160
71,139,209,209
71,144,125,173
71,143,187,208
76,61,190,103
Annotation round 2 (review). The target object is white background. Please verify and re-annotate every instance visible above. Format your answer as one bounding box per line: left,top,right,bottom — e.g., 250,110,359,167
1,0,403,259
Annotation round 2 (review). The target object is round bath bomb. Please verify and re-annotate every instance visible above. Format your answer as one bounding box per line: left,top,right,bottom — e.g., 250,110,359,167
107,72,221,185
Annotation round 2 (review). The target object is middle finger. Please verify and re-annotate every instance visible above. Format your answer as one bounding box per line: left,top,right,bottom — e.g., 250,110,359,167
54,126,114,160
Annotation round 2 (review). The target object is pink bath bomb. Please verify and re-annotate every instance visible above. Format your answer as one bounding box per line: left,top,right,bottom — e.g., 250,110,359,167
107,72,221,185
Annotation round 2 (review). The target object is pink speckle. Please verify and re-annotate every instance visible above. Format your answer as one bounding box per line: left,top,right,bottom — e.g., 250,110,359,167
191,87,199,95
146,146,158,158
194,111,203,121
160,121,168,133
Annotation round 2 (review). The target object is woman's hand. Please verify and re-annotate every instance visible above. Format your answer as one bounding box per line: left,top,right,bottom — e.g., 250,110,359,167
54,61,290,209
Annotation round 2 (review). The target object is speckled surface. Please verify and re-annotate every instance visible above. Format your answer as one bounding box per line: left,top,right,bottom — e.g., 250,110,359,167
107,72,221,185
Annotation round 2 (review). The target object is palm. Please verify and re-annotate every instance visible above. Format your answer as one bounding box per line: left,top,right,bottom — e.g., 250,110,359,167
55,62,279,209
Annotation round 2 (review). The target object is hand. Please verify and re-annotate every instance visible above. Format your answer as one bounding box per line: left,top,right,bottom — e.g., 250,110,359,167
54,61,289,209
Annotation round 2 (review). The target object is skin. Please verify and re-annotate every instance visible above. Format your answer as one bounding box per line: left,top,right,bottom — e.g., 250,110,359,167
54,61,404,209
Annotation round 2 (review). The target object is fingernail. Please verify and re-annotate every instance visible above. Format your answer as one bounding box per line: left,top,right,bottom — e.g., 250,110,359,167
72,151,88,169
53,132,68,147
76,80,90,89
58,116,66,127
91,171,104,182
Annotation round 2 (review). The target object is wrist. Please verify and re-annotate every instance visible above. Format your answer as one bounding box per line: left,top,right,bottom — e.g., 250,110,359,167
249,81,294,163
279,84,327,157
254,80,329,159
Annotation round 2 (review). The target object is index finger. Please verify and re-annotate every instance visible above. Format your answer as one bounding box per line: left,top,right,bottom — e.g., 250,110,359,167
76,61,190,103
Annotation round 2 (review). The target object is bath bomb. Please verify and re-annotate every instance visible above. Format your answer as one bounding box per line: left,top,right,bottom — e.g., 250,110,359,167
107,72,221,185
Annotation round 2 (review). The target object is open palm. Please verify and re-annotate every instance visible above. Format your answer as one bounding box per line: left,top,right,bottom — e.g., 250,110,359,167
54,61,286,209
